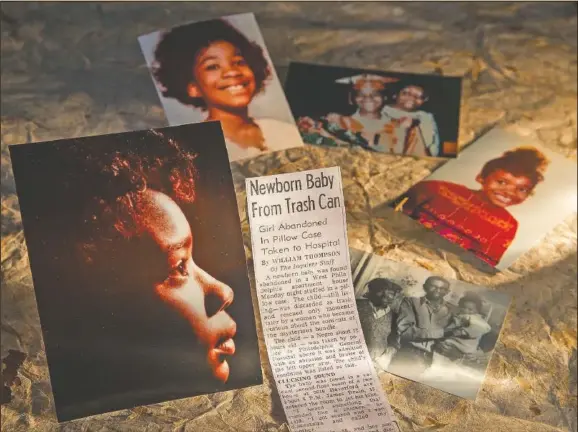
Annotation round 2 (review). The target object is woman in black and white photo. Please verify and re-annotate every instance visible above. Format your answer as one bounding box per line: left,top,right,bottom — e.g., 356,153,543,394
356,278,403,371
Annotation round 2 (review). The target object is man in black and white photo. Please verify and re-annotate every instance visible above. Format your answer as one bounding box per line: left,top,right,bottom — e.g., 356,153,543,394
387,276,457,375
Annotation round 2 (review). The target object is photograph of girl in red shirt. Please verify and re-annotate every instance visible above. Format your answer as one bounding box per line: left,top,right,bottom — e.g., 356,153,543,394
394,146,550,267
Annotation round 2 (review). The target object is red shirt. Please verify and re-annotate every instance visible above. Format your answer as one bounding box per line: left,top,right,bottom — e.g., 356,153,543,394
398,180,518,267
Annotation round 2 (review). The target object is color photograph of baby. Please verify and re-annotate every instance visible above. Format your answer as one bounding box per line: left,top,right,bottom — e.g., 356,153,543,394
9,123,263,421
139,13,304,162
285,62,462,158
350,249,511,399
391,128,578,270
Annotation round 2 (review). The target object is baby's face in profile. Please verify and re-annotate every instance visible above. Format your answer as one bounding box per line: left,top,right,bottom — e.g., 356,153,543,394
134,189,237,382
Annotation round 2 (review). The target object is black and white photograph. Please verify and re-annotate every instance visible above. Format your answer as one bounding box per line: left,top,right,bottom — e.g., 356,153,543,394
351,249,511,399
8,123,263,421
285,62,462,158
139,13,304,162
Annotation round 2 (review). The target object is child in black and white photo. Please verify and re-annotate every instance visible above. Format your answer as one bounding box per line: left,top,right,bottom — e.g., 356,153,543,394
433,292,491,362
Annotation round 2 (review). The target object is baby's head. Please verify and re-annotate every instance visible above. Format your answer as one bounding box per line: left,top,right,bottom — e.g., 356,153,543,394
476,147,550,208
75,130,237,383
458,292,484,316
153,19,271,110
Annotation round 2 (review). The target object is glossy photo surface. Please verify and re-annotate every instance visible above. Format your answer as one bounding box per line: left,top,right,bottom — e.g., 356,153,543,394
139,13,304,162
390,128,578,270
285,62,462,158
9,122,263,421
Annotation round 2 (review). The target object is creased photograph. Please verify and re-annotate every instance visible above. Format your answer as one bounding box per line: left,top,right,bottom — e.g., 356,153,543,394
350,249,511,400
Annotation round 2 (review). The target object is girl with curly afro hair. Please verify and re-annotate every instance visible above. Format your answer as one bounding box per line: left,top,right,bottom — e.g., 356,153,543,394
395,146,550,267
148,17,303,161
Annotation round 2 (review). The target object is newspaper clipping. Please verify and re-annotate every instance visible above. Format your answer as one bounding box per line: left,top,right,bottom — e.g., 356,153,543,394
246,167,399,432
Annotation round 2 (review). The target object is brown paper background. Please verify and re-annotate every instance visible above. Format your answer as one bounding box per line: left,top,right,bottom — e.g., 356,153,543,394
1,2,576,431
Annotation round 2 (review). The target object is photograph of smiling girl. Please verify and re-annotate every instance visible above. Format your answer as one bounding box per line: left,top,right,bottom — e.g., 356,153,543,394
139,13,304,162
8,123,263,421
390,128,577,270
